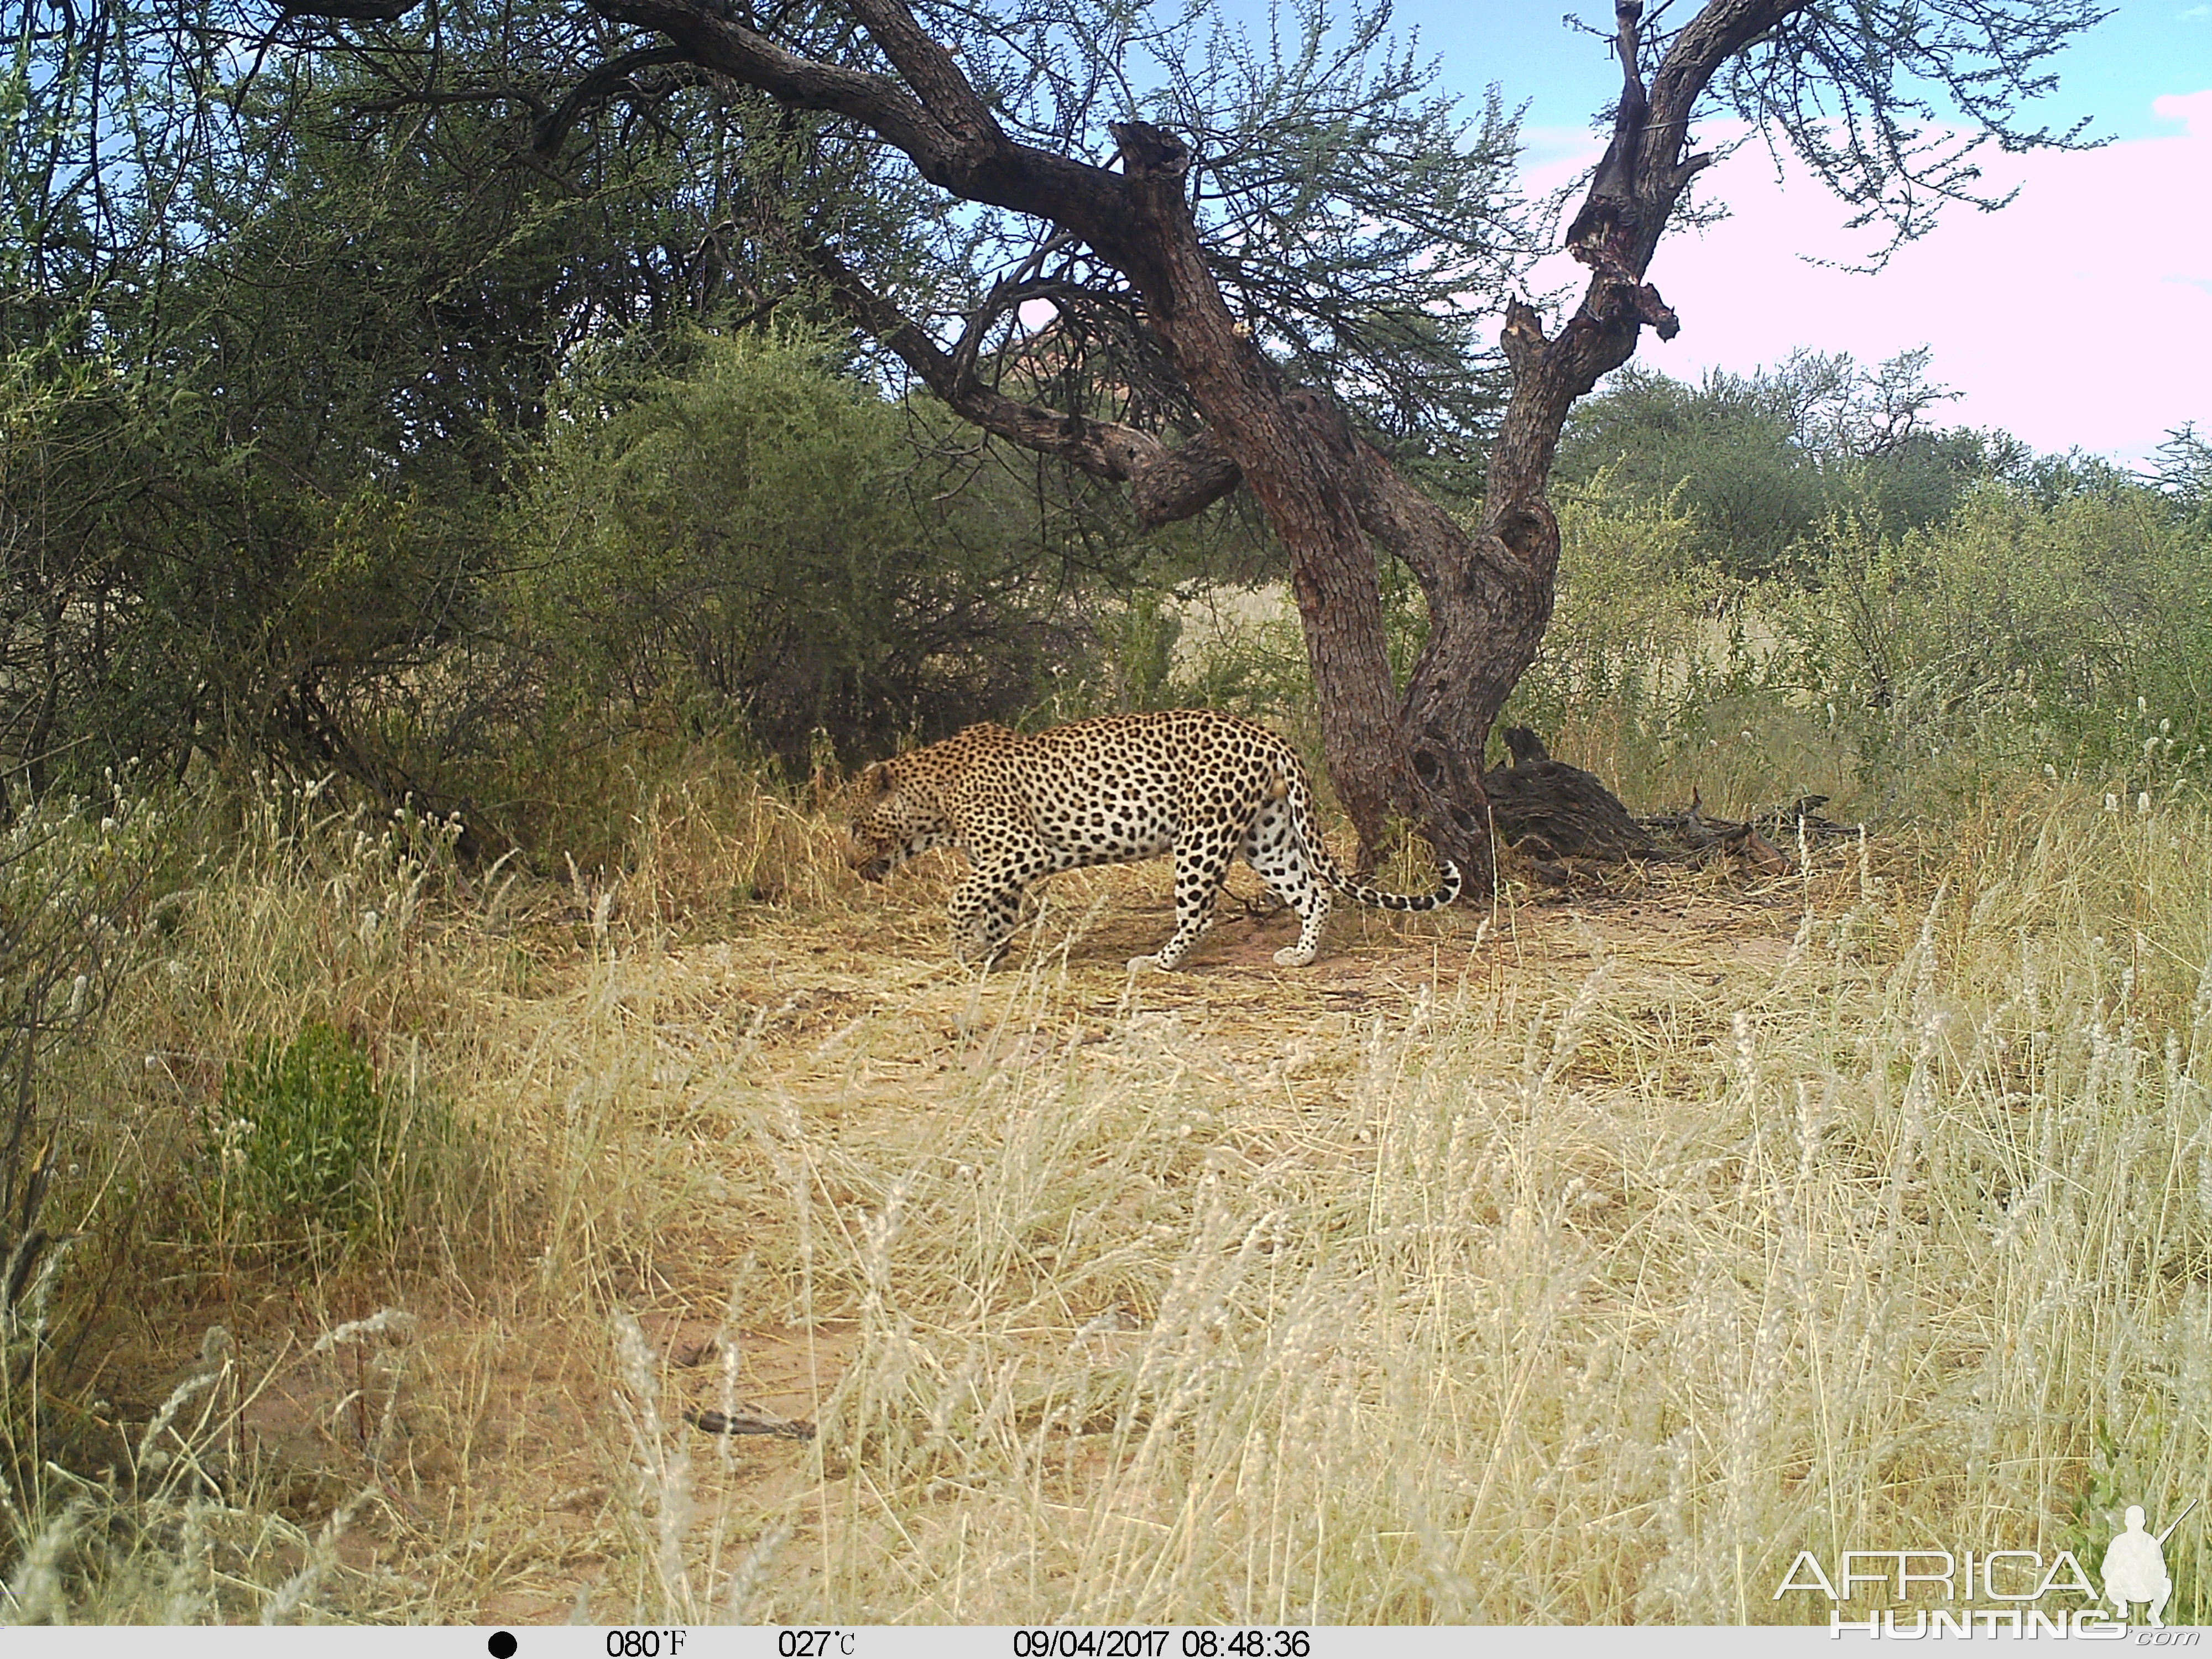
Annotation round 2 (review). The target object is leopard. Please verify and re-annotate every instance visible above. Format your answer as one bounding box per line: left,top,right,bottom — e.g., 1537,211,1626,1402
847,709,1460,971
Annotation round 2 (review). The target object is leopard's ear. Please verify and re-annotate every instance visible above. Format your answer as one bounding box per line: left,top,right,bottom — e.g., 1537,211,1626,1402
857,760,896,799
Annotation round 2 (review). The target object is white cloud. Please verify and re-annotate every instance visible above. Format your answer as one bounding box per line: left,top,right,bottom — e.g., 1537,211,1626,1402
1505,93,2212,461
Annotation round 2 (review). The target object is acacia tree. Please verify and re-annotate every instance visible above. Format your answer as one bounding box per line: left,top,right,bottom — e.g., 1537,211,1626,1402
284,0,2104,883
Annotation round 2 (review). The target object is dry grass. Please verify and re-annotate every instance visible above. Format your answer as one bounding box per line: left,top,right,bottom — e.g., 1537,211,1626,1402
10,761,2212,1624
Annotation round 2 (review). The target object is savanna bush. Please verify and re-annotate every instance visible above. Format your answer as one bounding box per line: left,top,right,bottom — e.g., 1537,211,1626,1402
508,331,1077,778
1494,470,2212,822
1786,483,2212,806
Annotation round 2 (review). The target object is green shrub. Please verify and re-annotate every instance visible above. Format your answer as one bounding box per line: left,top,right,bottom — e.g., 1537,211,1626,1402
509,330,1076,777
207,1022,415,1248
1491,467,2212,822
1784,483,2212,809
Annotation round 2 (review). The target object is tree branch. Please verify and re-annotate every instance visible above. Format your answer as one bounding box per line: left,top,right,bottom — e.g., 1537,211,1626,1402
586,0,1135,250
799,241,1239,527
279,0,423,19
841,0,1008,150
533,44,701,155
561,0,1240,529
1562,0,1653,251
1650,0,1801,138
944,233,1085,390
586,0,954,171
1487,0,1804,510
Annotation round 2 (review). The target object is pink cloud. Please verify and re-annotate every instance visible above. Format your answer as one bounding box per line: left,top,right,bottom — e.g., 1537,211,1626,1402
1509,93,2212,461
2153,89,2212,134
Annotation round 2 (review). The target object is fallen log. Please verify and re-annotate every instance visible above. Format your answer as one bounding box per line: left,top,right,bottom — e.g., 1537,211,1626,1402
1482,730,1860,883
1481,728,1662,863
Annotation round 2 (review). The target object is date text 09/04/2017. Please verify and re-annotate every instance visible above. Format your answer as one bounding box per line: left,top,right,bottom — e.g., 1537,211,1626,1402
1013,1631,1313,1658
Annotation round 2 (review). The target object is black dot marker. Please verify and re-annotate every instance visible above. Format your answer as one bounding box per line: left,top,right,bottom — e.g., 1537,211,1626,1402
488,1633,518,1658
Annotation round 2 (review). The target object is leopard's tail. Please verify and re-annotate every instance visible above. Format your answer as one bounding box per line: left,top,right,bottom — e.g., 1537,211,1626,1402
1324,850,1463,912
1279,767,1462,911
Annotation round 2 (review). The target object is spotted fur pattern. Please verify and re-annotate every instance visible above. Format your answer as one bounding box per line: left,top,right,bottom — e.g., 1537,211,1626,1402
847,710,1461,970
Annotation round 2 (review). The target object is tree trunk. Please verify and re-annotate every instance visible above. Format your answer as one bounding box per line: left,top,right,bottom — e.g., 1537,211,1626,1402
1108,123,1404,861
1364,0,1776,886
1097,0,1772,891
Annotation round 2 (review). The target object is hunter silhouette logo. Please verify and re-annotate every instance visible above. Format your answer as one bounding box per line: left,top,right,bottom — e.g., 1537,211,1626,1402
1772,1498,2203,1634
2105,1501,2197,1629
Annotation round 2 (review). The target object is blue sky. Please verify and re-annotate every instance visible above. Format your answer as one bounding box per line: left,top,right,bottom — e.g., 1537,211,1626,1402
1386,0,2200,142
1213,1,2210,460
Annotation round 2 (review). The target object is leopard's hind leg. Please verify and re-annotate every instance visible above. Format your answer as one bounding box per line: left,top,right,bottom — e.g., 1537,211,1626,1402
1243,791,1330,966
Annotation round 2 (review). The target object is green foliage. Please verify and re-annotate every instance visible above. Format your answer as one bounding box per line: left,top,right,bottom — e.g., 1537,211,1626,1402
0,783,167,1516
1787,484,2212,804
1502,466,2212,822
2156,424,2212,526
1051,586,1317,732
510,332,1072,774
210,1024,393,1238
203,1019,455,1260
0,61,542,801
1558,367,1826,576
1171,615,1315,729
1081,592,1183,713
1557,352,2024,577
1704,0,2103,251
1,4,939,820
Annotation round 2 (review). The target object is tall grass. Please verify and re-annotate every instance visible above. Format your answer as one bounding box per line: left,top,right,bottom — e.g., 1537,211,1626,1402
9,478,2212,1621
14,768,2212,1623
589,785,2203,1624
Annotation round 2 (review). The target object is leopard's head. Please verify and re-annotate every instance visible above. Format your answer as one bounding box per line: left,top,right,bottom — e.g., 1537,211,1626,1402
847,758,952,883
